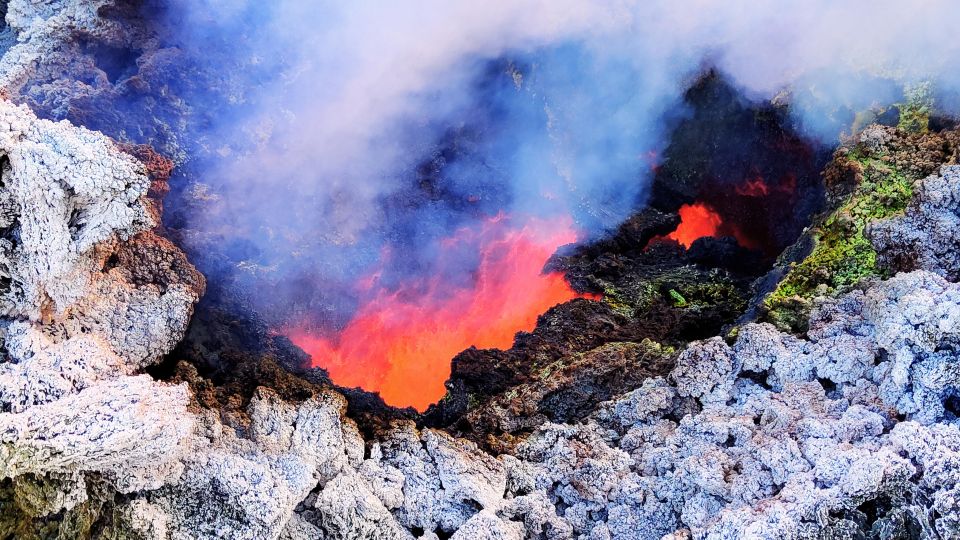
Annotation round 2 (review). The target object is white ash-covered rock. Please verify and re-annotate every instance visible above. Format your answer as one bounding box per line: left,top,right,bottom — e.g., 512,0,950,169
136,388,366,540
0,0,131,91
272,271,959,540
0,96,377,540
0,98,151,319
0,99,203,413
870,164,960,281
0,99,204,524
0,375,194,492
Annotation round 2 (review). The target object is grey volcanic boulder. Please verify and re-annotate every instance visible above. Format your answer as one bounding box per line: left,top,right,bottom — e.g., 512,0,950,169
870,164,960,280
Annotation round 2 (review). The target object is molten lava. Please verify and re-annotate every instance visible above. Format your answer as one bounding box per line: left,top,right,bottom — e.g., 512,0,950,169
655,200,758,250
663,202,724,248
287,215,594,411
649,174,799,252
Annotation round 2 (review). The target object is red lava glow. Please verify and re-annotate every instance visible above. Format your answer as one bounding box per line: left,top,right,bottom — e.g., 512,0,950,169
650,175,797,251
654,201,756,250
663,202,724,248
735,177,770,197
286,215,595,411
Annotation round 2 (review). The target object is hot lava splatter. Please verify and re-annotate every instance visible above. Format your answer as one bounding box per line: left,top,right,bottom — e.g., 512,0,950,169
286,215,595,411
650,174,800,252
662,202,724,248
653,200,757,250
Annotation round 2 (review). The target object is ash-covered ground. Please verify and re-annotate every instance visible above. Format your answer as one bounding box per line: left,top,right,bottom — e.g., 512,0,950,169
0,2,959,540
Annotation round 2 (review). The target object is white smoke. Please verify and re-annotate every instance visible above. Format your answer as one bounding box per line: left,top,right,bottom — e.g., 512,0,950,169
167,0,960,317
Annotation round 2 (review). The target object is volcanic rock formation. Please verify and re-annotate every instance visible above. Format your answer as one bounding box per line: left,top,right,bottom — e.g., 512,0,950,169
2,101,958,539
870,164,960,281
0,98,203,534
1,2,960,540
0,0,195,161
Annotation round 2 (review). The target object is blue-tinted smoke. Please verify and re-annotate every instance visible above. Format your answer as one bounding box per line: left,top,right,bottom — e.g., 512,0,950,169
156,0,960,325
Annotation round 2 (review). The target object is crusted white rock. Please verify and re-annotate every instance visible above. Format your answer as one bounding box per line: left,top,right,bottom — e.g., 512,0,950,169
0,375,194,493
128,388,366,540
0,100,202,416
313,471,412,540
260,271,960,540
0,98,204,530
0,0,133,91
870,164,960,281
0,99,151,319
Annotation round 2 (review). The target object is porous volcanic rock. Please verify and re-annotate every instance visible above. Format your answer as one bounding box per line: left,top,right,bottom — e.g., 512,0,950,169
0,0,197,161
134,388,366,540
0,99,204,410
870,164,960,281
267,270,958,540
0,99,369,540
761,122,960,332
0,99,204,535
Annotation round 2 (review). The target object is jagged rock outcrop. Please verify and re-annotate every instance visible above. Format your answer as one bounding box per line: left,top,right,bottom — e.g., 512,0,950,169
134,388,365,540
870,164,960,281
519,270,956,538
762,122,960,332
0,99,205,534
0,98,203,411
269,270,958,540
0,97,369,540
0,0,205,162
0,376,194,492
0,0,150,108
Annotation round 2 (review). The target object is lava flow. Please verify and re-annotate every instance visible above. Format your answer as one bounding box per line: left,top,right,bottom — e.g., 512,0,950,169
651,201,755,249
286,215,595,411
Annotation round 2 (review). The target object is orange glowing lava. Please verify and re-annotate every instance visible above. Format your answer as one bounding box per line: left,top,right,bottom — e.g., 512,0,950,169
654,201,757,250
286,215,594,411
649,175,795,251
664,202,724,248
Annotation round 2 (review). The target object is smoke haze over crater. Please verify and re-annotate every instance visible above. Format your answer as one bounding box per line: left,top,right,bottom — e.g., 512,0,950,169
160,0,960,330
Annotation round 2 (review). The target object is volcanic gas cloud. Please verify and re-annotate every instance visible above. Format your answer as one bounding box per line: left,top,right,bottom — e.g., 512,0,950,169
288,214,595,411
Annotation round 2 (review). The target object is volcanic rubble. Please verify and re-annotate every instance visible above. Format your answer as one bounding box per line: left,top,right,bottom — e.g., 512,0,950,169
0,1,959,539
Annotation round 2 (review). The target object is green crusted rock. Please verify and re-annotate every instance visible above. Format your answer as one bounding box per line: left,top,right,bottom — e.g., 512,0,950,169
0,474,120,540
763,123,960,332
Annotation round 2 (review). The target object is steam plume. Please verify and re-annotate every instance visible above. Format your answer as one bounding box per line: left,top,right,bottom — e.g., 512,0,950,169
163,0,960,327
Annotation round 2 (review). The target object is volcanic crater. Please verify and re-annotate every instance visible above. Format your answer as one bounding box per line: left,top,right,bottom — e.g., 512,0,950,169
2,2,960,539
148,73,834,452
